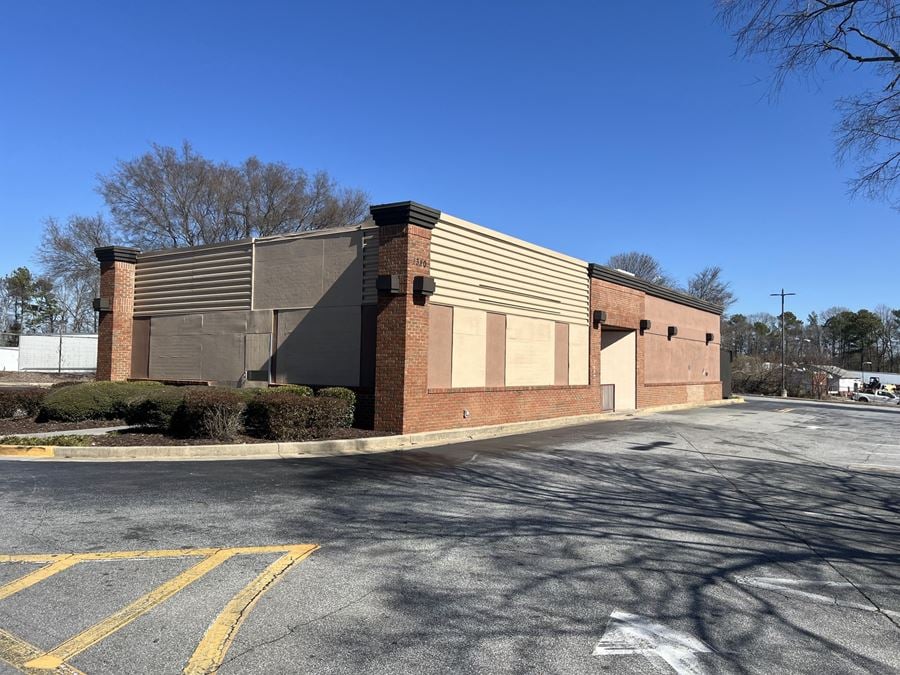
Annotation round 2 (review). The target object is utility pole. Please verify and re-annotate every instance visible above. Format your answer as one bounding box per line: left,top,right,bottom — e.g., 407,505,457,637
770,289,796,398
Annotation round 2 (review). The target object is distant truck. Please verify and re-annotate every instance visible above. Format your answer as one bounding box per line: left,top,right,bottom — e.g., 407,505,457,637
852,389,899,404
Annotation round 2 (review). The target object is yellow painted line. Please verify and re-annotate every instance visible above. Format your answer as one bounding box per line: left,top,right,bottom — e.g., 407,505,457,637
24,550,238,669
0,628,84,674
184,544,318,675
0,546,304,565
0,556,79,602
0,446,55,458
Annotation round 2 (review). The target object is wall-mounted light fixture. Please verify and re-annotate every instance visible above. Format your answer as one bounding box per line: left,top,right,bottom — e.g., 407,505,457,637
413,276,436,296
593,310,607,327
706,332,715,345
376,274,401,295
667,326,678,339
639,319,651,334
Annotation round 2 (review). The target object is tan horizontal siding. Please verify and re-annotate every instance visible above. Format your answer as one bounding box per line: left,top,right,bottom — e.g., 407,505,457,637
430,214,589,324
134,241,252,316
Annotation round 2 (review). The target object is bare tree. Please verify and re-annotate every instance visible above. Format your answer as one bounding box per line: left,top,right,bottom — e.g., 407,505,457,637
686,265,736,309
605,251,677,287
37,215,116,332
97,142,370,249
719,0,900,207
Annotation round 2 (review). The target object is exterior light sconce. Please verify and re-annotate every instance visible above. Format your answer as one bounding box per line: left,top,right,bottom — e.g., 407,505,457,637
593,310,607,327
413,276,436,296
376,274,401,295
92,297,111,312
706,332,715,345
639,319,651,334
667,326,678,340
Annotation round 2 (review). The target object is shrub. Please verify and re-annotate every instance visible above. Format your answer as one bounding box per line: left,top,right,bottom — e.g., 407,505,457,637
123,388,186,428
316,387,355,426
0,388,47,419
0,435,89,447
170,388,245,440
270,384,314,397
245,393,352,441
39,381,163,422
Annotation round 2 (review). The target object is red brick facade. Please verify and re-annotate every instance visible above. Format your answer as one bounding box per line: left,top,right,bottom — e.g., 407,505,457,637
95,203,723,432
95,247,139,382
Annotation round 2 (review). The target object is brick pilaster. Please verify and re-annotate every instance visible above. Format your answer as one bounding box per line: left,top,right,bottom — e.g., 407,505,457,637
370,202,440,433
94,246,140,381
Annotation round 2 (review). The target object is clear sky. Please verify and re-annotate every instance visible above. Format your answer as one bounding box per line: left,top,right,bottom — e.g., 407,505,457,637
1,1,897,319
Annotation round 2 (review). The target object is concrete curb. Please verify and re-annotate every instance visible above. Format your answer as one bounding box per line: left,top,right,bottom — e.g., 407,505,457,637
0,397,744,462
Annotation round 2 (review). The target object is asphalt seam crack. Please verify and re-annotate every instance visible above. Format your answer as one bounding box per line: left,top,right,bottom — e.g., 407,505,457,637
668,423,900,632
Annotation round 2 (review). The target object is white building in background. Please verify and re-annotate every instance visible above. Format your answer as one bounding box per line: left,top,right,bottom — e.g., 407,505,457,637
0,347,17,371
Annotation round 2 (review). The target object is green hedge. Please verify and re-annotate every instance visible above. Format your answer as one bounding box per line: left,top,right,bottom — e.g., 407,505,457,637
0,388,47,419
245,393,352,441
123,388,187,428
39,381,164,422
316,387,355,427
170,388,246,441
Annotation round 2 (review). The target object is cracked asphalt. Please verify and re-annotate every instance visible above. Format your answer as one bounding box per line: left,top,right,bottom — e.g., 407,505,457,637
0,397,899,674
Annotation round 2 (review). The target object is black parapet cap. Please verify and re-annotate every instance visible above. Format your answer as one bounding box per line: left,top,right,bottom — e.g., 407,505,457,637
94,246,140,264
369,201,441,230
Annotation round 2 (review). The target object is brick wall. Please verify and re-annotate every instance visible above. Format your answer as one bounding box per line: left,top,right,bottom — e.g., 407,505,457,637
591,278,722,410
95,248,138,381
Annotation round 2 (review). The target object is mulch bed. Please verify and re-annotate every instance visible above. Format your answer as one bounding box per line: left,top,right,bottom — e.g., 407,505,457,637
0,418,126,435
86,427,386,446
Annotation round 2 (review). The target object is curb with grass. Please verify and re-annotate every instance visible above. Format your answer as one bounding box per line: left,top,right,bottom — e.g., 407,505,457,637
0,398,744,462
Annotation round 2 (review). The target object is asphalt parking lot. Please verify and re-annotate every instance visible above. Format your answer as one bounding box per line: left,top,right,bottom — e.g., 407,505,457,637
0,397,898,674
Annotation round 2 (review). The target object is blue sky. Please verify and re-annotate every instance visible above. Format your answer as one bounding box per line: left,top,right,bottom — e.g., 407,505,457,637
1,1,897,319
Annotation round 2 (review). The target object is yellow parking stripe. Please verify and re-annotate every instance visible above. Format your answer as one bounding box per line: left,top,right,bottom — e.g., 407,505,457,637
0,628,84,675
24,549,238,670
184,544,318,675
0,557,79,603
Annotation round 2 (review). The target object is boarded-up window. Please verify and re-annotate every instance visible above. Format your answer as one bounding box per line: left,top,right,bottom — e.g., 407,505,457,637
274,307,361,386
505,316,554,386
428,305,453,389
554,323,569,385
131,318,150,379
451,308,487,388
485,313,506,387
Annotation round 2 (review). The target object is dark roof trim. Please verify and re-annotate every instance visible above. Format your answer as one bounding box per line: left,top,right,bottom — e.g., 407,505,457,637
370,201,441,229
95,246,141,264
589,263,723,315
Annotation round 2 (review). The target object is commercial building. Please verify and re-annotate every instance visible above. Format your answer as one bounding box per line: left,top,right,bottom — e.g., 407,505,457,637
94,201,725,433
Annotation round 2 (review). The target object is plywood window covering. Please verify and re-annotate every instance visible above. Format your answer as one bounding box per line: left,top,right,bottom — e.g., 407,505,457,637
554,322,569,385
485,312,506,387
429,214,590,325
428,304,453,388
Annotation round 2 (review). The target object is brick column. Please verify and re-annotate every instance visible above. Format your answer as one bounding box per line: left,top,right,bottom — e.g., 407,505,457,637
94,246,140,381
370,201,440,433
